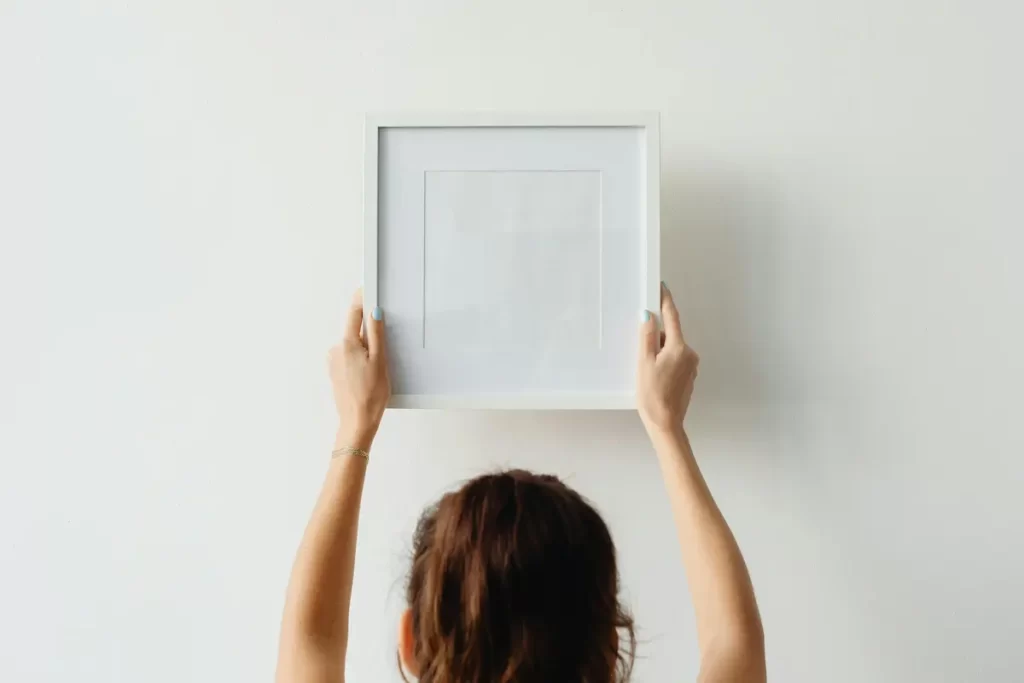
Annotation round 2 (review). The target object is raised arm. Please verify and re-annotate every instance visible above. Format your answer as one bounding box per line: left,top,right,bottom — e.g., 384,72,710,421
276,290,390,683
637,284,766,683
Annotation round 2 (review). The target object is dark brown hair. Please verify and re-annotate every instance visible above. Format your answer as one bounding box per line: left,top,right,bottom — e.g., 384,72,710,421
403,469,635,682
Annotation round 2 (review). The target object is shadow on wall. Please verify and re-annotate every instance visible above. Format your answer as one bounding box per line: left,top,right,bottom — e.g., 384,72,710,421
658,164,898,679
659,164,831,438
657,163,1022,681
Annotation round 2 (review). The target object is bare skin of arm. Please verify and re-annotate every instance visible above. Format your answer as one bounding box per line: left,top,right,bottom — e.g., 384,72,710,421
276,284,761,682
637,284,766,683
276,290,390,683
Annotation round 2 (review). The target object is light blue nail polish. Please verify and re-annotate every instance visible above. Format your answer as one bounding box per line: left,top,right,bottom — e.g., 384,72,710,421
661,280,668,290
372,306,383,321
641,309,651,323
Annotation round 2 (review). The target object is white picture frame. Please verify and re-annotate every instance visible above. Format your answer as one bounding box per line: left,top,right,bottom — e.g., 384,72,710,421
363,112,660,409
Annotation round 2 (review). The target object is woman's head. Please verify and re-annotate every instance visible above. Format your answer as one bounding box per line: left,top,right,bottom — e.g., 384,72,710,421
398,469,634,683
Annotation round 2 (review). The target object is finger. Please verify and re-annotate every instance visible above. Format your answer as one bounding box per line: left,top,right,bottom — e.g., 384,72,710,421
344,288,365,344
638,309,659,362
366,304,387,358
661,282,684,345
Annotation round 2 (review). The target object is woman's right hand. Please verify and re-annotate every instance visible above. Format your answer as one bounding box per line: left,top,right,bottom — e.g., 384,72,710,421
637,283,700,437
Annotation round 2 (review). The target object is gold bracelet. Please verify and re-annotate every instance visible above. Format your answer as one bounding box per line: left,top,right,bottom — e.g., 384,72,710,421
332,446,369,460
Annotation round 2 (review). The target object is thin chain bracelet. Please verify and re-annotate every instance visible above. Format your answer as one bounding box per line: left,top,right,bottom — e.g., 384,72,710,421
332,446,369,460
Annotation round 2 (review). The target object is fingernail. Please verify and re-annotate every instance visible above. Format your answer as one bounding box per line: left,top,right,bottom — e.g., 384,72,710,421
640,309,651,323
372,306,383,321
661,280,668,291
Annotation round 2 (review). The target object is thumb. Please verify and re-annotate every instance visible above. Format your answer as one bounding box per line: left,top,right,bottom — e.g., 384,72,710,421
365,304,387,359
638,309,658,363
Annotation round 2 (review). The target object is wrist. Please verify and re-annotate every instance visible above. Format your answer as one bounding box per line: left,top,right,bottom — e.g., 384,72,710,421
335,423,377,452
643,418,686,443
647,422,690,453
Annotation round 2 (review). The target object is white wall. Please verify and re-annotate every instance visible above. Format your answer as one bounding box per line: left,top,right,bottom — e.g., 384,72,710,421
1,1,1021,681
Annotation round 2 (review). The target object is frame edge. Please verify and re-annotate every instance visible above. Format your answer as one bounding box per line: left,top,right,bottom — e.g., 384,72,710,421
364,111,661,410
363,115,380,312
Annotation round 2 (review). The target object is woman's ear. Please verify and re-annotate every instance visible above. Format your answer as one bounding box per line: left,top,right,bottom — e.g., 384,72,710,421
398,608,419,677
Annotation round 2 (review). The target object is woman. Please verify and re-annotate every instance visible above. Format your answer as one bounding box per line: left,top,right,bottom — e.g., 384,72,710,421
276,284,765,683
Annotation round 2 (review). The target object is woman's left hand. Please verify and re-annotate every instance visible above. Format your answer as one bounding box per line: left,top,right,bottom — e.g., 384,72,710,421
328,289,391,450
